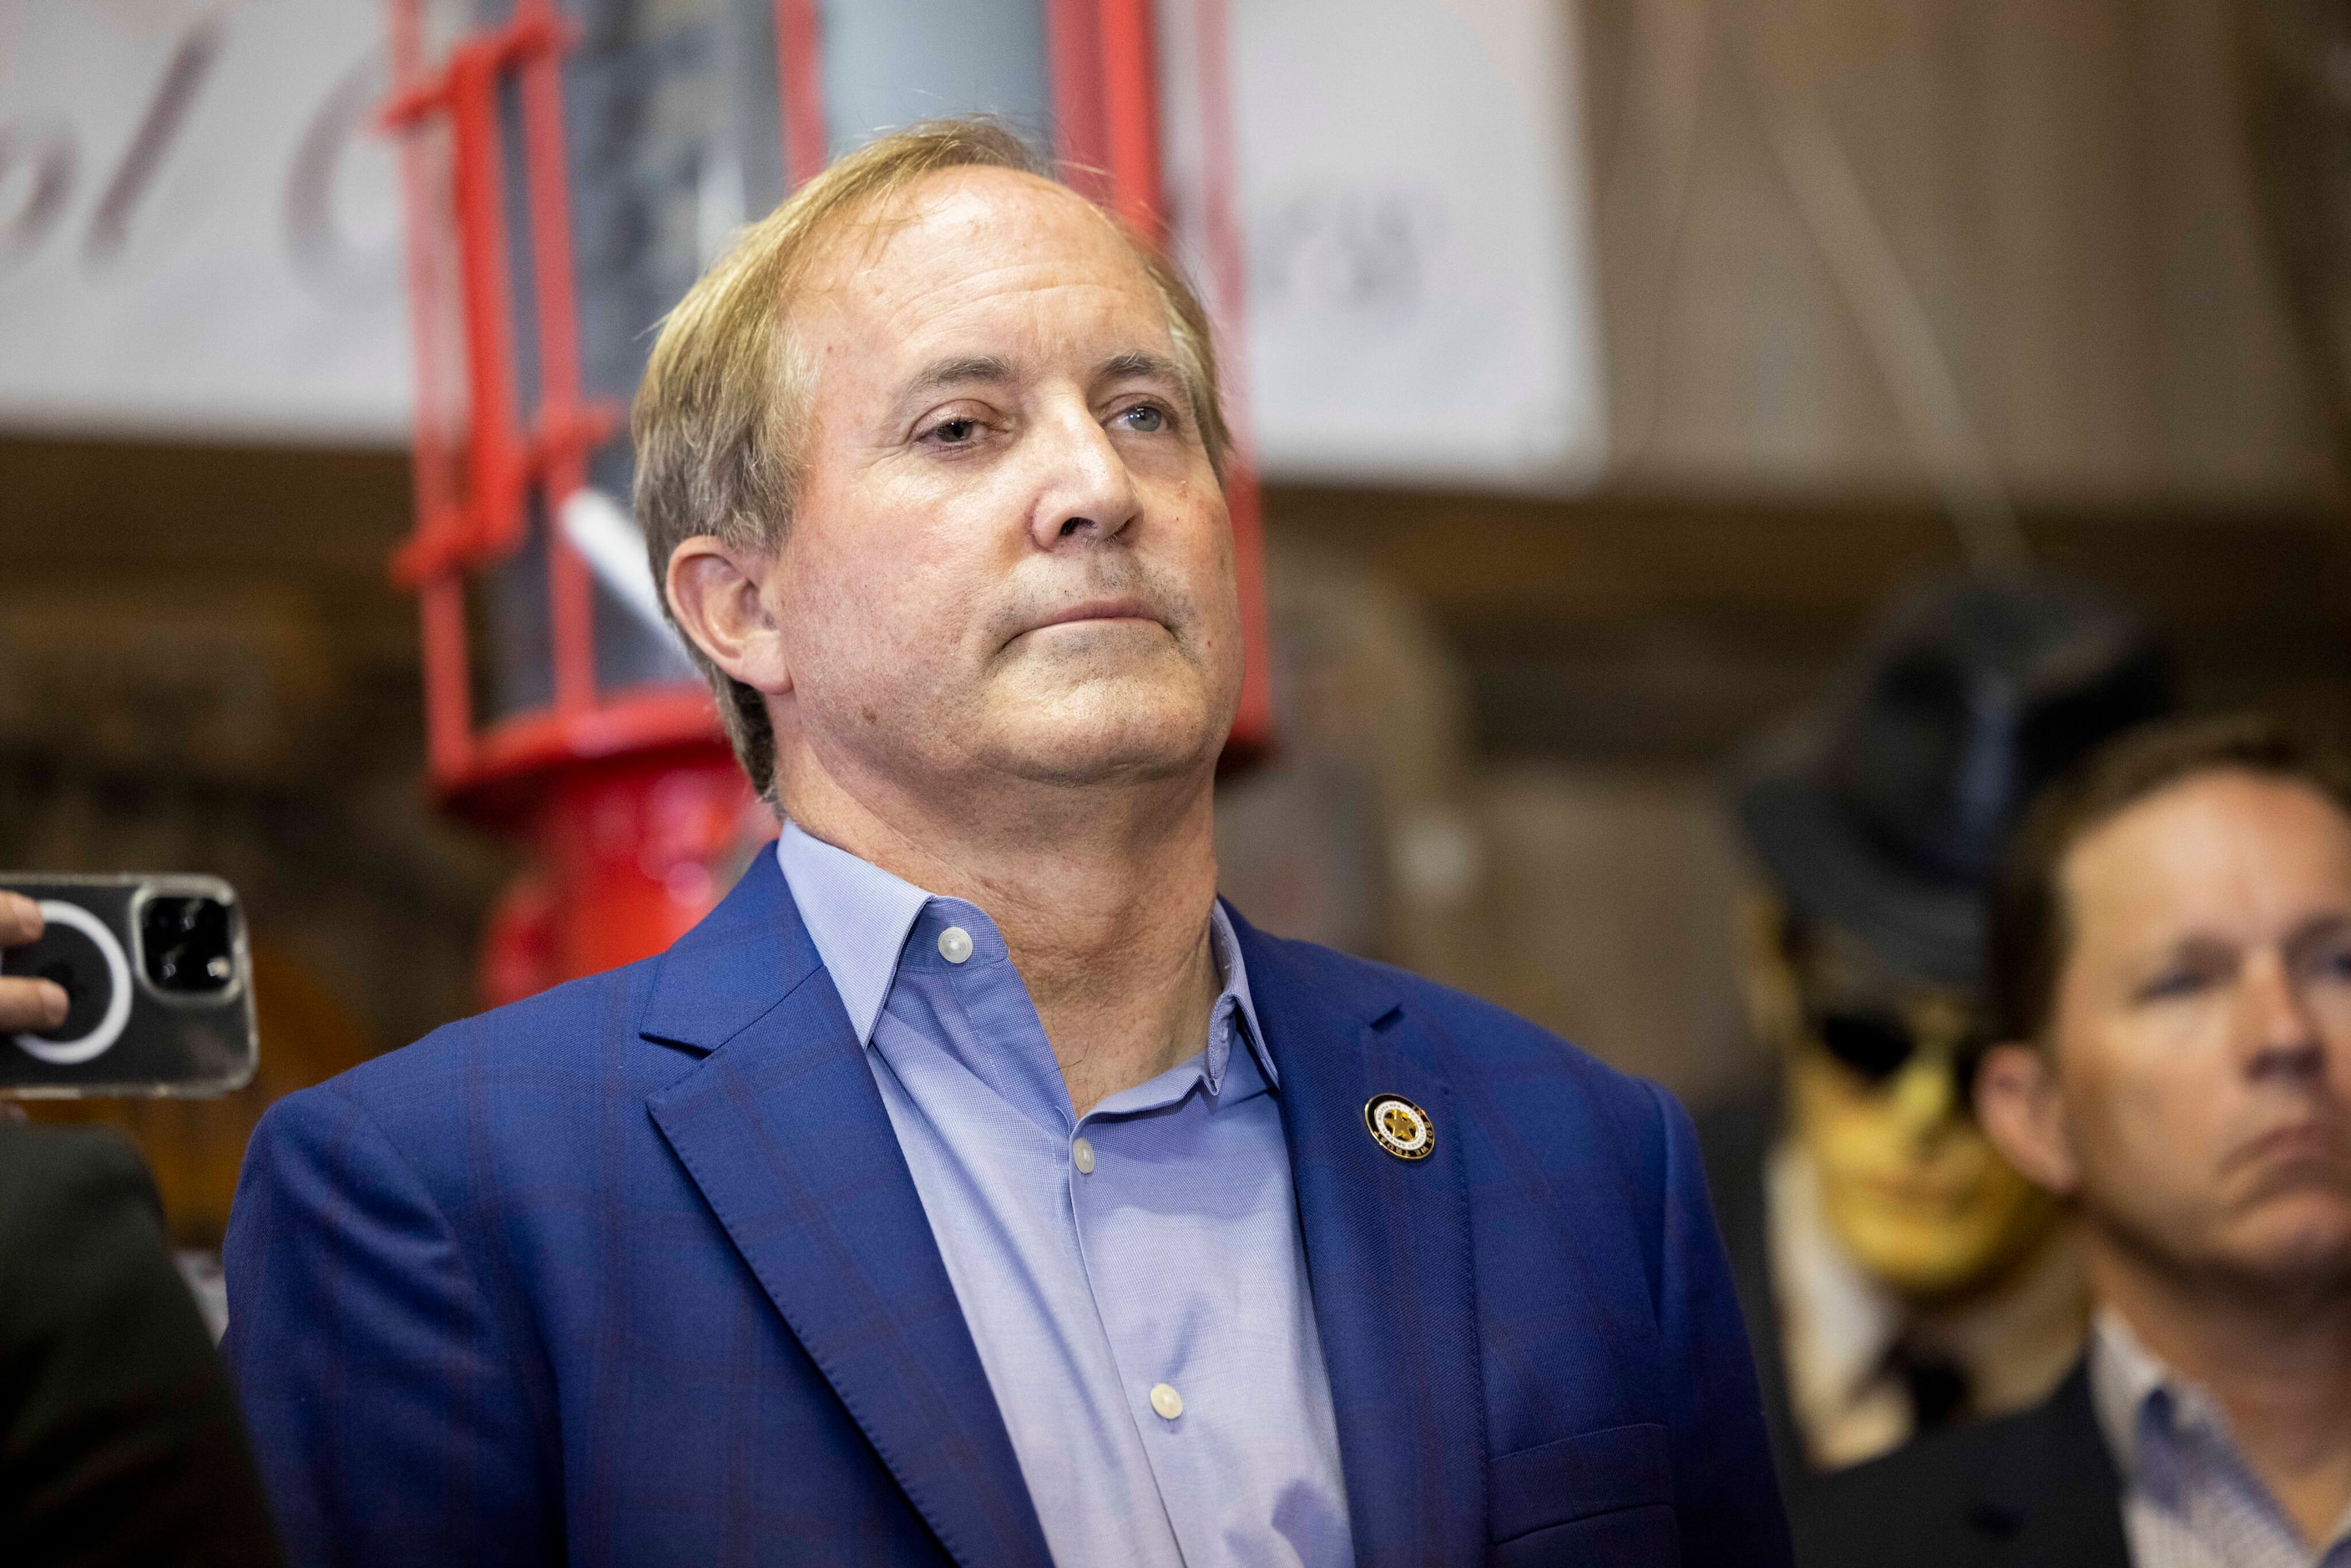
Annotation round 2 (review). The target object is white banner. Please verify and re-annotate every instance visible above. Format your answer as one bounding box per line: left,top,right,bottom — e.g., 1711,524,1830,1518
1160,0,1608,489
0,0,409,443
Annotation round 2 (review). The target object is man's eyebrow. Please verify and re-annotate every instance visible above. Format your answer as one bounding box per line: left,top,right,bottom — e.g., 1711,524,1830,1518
1098,351,1186,385
902,355,1016,397
2286,911,2351,956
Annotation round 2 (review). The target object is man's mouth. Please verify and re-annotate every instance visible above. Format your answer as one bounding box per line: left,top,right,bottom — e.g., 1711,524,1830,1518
1020,598,1161,635
2224,1119,2351,1201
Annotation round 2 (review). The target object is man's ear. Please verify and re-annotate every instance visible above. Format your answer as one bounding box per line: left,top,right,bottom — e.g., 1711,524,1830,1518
1974,1042,2080,1196
665,534,793,697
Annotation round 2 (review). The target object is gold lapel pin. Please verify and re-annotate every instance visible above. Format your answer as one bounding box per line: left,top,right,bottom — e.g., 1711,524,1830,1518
1363,1094,1434,1161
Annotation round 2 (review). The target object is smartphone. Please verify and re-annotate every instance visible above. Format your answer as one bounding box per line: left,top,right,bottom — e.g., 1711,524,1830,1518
0,874,257,1097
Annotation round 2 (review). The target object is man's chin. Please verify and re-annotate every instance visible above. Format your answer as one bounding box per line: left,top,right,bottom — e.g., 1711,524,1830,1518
974,704,1231,787
992,730,1224,787
2219,1189,2351,1281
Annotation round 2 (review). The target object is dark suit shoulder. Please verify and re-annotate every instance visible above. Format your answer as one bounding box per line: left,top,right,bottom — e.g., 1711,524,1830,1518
1793,1363,2126,1568
1691,1083,1807,1496
1795,1410,2015,1568
0,1120,158,1262
0,1120,282,1565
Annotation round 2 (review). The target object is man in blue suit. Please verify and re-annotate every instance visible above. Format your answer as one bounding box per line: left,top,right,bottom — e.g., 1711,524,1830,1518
225,119,1788,1566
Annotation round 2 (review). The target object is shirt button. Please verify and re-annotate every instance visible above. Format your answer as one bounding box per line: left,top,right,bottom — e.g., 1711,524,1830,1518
1072,1136,1095,1175
937,926,973,964
1149,1383,1183,1420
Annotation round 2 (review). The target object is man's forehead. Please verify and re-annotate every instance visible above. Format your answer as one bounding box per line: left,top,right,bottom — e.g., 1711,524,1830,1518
2081,772,2333,874
797,166,1157,328
2063,771,2351,941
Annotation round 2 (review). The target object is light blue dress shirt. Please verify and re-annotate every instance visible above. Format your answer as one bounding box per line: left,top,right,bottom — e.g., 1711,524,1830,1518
2092,1310,2351,1568
774,825,1354,1568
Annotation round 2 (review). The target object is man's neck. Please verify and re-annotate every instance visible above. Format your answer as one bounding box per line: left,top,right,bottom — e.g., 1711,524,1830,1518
2090,1233,2351,1546
781,746,1224,1117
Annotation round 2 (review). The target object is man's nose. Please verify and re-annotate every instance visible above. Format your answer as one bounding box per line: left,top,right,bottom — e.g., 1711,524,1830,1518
1888,1051,1959,1141
2241,948,2327,1083
1028,401,1140,549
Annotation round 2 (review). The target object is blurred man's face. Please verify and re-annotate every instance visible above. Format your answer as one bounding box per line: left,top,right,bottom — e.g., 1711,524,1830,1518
2031,772,2351,1290
1759,912,2057,1297
766,168,1241,802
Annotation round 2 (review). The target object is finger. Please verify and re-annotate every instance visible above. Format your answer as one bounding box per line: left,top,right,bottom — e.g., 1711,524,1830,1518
0,977,68,1034
0,892,41,948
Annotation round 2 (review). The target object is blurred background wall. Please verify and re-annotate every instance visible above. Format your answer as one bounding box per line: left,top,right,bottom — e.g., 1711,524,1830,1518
5,0,2350,1243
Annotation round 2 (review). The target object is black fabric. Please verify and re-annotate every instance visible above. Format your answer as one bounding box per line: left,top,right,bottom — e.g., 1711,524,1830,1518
1696,1085,1811,1502
1792,1361,2131,1568
1890,1343,1973,1432
0,1120,282,1567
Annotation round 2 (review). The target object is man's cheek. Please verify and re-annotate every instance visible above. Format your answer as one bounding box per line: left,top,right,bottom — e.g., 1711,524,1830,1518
806,548,928,634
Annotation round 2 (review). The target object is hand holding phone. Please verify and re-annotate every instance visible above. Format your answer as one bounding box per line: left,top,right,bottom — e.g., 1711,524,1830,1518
0,894,68,1035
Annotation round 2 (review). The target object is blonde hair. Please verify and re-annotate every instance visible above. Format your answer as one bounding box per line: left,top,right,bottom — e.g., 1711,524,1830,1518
632,117,1229,798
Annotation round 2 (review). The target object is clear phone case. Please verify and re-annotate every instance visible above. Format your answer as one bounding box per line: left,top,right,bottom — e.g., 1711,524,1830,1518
0,873,258,1098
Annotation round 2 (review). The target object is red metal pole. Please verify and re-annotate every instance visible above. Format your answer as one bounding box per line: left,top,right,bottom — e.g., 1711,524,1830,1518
386,0,449,548
445,49,524,562
775,0,828,188
1046,0,1112,203
419,576,474,781
1095,0,1165,240
513,0,597,715
388,0,473,783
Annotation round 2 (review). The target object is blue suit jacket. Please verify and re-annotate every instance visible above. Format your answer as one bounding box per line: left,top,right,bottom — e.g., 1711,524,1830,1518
225,848,1789,1566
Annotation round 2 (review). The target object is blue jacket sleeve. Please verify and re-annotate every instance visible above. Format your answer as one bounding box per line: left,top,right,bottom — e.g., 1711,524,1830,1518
1646,1082,1793,1568
223,1083,559,1566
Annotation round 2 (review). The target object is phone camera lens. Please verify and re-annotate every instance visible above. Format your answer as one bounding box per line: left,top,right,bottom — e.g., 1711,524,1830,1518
141,898,235,995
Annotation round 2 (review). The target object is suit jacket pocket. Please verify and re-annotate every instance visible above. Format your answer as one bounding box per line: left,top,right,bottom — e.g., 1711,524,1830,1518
1489,1422,1676,1545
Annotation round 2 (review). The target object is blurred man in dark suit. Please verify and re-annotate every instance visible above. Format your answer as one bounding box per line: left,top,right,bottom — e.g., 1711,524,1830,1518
0,891,281,1566
1798,715,2351,1566
1708,574,2173,1487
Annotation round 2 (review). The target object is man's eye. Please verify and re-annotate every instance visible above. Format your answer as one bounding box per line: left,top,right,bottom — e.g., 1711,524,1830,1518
1115,404,1167,433
926,417,981,445
2139,968,2213,1003
2307,943,2351,984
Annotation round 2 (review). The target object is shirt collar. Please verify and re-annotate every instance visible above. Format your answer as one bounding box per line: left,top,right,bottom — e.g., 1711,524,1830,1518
773,823,1272,1087
776,822,933,1045
2092,1308,2351,1550
2089,1308,2189,1487
1766,1141,1908,1423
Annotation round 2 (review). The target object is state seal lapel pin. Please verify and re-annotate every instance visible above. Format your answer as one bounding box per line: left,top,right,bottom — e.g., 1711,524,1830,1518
1363,1094,1434,1161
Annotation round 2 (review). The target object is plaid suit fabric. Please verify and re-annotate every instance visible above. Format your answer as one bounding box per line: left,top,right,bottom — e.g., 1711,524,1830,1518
224,848,1787,1567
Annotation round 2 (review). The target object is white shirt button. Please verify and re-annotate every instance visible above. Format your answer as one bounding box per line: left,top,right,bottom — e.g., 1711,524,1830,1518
1149,1383,1183,1420
937,926,973,964
1072,1137,1095,1175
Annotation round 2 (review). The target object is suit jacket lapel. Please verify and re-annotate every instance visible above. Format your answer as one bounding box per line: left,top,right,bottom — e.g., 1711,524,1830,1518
642,851,1051,1568
1971,1363,2131,1568
1236,910,1487,1567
